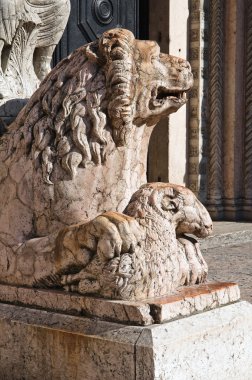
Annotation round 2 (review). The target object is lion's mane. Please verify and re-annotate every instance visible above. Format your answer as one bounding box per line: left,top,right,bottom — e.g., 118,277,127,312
4,29,136,181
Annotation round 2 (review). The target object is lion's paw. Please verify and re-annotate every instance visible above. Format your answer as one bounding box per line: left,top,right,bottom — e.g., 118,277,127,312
77,211,143,262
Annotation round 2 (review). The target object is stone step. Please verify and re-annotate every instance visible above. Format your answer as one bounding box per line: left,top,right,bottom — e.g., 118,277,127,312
200,221,252,250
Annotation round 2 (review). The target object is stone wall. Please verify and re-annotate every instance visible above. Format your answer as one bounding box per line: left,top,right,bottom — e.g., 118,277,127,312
148,0,189,186
190,0,249,220
148,0,252,221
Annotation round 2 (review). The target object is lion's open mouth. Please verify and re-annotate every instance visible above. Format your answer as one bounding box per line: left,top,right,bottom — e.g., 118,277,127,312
157,86,186,100
151,86,187,107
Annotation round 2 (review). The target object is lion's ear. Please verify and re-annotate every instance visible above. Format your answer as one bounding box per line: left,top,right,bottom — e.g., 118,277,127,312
98,28,134,61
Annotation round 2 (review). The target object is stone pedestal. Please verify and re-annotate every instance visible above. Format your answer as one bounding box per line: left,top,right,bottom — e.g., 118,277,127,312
0,282,251,379
0,282,240,325
0,301,251,379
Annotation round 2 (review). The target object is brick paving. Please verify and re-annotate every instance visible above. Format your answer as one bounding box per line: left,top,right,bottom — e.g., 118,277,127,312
204,241,252,303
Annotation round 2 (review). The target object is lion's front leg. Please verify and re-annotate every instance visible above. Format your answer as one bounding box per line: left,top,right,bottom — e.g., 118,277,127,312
3,212,142,290
76,211,143,261
60,212,143,295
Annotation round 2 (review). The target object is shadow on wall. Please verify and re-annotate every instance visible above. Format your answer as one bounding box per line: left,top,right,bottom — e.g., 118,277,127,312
0,98,28,135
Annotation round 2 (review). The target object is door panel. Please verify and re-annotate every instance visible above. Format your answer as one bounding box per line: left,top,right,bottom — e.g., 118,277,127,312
53,0,139,65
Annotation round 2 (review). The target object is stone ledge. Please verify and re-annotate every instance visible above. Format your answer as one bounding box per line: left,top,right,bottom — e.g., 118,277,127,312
149,281,240,323
0,282,240,326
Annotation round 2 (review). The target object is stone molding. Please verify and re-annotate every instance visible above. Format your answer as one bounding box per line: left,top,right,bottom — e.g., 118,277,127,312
188,0,209,199
187,0,252,221
244,0,252,214
205,0,224,218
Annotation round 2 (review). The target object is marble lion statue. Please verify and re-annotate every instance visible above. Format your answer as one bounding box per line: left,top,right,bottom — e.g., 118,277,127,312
0,28,212,300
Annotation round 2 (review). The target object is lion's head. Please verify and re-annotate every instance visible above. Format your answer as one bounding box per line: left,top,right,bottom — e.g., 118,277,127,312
96,28,193,145
7,28,193,182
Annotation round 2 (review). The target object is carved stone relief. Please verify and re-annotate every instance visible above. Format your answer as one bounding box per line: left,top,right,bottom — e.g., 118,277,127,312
188,0,209,199
244,0,252,214
0,0,70,100
0,28,213,301
188,0,252,220
206,0,224,218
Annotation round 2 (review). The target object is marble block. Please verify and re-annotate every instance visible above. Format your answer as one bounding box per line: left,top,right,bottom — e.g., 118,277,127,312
0,282,240,325
0,301,251,379
136,301,252,380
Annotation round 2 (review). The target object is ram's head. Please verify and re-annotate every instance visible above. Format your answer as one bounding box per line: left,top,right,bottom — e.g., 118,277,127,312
125,183,212,238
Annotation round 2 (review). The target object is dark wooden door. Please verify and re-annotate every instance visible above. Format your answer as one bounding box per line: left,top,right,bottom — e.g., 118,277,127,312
53,0,141,65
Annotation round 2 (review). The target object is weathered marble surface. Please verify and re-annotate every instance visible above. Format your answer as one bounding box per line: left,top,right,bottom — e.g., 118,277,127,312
149,281,240,323
0,28,213,301
0,303,141,380
58,183,212,300
0,282,240,326
137,301,252,380
0,301,251,379
0,0,70,99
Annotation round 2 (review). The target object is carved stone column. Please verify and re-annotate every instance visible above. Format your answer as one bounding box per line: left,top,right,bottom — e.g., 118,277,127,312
243,0,252,219
205,0,224,219
222,0,245,219
188,0,209,201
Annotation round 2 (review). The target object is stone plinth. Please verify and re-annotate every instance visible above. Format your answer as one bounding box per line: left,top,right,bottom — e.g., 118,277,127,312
0,300,252,379
0,282,240,326
137,301,252,380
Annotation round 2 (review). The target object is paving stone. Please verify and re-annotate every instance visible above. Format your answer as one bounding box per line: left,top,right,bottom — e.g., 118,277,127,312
204,241,252,303
201,221,252,250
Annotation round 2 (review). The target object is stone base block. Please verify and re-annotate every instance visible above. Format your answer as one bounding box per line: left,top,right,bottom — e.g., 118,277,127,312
0,282,240,326
0,301,252,379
